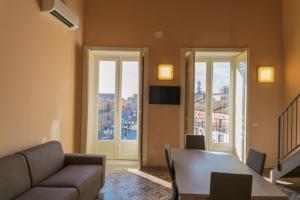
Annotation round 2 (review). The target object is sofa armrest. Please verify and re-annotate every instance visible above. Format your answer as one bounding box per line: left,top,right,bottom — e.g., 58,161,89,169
65,153,106,166
65,154,106,187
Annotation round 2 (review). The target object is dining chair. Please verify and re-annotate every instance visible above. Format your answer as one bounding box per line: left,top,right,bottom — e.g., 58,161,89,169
209,172,253,200
164,144,179,200
185,134,205,150
246,148,266,175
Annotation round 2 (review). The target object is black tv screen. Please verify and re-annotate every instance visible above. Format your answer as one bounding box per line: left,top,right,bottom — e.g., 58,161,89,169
149,86,180,105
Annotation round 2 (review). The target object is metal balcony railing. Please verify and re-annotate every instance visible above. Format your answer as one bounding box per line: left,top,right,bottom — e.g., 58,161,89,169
278,92,300,170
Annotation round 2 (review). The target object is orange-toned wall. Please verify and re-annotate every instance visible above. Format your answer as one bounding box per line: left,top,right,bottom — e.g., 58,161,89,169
0,0,84,156
84,0,284,167
282,0,300,104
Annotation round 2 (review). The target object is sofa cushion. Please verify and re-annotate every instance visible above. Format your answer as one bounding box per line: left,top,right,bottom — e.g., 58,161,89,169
0,154,31,200
65,154,106,188
18,141,65,186
15,187,78,200
38,165,103,200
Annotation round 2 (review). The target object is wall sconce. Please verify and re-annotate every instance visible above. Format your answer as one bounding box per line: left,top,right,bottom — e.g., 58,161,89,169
258,66,274,83
158,64,174,80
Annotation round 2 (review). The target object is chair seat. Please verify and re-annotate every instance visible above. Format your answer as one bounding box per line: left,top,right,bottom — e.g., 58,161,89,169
38,165,103,200
15,187,78,200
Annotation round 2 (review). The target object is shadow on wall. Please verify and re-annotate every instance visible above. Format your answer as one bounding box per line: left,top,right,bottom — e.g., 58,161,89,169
73,43,83,153
35,0,83,153
36,0,42,8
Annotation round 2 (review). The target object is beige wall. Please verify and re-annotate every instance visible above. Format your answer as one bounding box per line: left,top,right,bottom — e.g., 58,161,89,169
0,0,84,155
0,0,285,167
84,0,284,167
282,0,300,104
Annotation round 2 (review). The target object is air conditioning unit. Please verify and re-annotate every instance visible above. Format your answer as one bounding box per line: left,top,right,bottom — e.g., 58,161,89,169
41,0,79,30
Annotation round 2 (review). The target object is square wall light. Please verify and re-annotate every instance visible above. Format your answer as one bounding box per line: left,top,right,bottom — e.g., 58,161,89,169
258,66,274,83
158,64,174,80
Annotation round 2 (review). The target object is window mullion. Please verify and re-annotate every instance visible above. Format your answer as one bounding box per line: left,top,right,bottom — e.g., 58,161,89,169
208,60,213,150
115,58,122,143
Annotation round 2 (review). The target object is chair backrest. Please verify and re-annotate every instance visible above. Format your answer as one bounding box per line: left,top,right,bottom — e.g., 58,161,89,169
185,134,205,150
246,148,266,175
209,172,253,200
164,144,175,182
164,144,179,200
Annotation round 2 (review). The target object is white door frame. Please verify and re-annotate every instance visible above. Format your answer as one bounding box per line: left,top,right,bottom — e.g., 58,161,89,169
180,48,249,159
81,46,149,168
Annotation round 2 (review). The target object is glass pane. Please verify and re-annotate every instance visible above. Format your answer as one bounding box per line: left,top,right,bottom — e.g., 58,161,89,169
194,62,207,135
121,61,139,140
98,61,116,140
212,62,230,144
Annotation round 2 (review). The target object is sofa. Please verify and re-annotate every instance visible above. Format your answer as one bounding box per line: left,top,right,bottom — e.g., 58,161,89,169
0,141,106,200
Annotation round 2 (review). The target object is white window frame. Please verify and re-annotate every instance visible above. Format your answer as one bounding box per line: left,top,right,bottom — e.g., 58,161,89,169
96,56,140,143
195,57,235,152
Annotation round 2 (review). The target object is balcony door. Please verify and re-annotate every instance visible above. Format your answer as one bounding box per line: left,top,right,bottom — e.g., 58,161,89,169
184,50,248,156
96,57,140,160
194,59,233,151
185,51,239,152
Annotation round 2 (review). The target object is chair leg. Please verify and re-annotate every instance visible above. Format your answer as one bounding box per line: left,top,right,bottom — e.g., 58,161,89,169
170,184,179,200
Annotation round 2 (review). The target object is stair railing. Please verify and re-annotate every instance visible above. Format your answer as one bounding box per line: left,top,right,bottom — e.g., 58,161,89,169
278,93,300,170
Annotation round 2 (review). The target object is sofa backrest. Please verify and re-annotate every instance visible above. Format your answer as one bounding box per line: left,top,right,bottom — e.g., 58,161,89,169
0,154,31,200
18,141,65,186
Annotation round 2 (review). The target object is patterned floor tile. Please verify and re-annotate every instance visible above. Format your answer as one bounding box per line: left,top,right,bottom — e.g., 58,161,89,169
98,167,300,200
98,169,171,200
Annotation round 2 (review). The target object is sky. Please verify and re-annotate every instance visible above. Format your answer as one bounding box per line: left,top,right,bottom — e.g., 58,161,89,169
99,61,138,99
195,62,230,94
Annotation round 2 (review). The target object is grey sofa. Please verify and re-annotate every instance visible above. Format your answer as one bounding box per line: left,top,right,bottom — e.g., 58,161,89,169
0,141,106,200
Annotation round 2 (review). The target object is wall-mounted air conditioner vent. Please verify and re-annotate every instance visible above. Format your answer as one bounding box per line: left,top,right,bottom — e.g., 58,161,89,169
41,0,79,30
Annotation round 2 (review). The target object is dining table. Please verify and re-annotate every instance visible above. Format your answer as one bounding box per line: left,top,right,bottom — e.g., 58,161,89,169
172,149,288,200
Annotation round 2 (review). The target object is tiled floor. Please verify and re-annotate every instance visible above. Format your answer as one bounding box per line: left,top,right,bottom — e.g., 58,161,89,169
98,166,300,200
98,167,171,200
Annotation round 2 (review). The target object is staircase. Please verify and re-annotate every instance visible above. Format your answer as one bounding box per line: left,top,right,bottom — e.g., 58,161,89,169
271,93,300,184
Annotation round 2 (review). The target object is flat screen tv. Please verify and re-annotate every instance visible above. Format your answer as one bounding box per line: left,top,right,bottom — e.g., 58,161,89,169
149,86,180,105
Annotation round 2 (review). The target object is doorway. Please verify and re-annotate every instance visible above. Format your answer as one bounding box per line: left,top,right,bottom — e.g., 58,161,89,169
98,58,139,160
183,49,248,160
82,48,148,167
